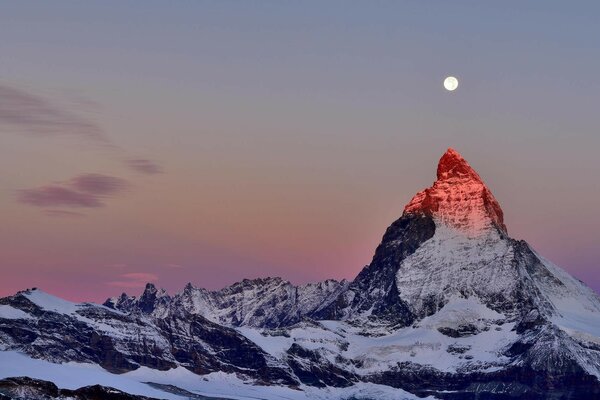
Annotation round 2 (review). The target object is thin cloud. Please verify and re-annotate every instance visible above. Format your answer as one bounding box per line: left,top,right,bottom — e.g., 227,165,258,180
69,173,129,195
0,83,109,143
17,173,129,209
126,159,163,175
43,209,86,218
107,272,158,289
18,186,103,208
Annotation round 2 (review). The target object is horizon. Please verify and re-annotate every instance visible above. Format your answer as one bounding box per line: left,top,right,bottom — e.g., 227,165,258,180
2,2,600,302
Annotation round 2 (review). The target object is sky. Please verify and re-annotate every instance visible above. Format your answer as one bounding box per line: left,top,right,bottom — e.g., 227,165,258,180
1,1,599,302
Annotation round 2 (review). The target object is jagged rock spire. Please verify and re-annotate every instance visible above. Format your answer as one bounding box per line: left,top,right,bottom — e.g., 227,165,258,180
404,148,506,235
436,148,482,182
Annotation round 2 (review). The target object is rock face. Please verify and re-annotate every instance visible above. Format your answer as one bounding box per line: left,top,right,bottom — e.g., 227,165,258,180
2,148,600,400
404,148,506,235
105,278,349,328
0,289,296,384
312,213,436,326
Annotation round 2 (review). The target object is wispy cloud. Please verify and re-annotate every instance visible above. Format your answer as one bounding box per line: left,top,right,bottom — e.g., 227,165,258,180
107,272,158,289
19,186,103,208
43,209,86,218
69,173,129,195
126,159,163,175
0,84,109,144
17,173,129,209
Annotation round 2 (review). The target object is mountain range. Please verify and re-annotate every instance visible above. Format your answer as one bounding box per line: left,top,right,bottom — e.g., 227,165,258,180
1,148,600,399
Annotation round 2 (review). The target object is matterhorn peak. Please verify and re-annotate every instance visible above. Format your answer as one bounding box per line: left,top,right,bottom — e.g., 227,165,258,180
436,148,482,182
404,148,506,235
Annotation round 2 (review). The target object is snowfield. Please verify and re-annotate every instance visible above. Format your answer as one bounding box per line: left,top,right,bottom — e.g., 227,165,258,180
0,351,433,400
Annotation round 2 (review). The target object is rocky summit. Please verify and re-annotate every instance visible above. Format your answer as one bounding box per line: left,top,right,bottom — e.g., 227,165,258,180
404,148,506,235
2,148,600,400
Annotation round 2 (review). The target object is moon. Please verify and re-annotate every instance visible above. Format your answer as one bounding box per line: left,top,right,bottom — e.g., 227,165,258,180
443,76,458,91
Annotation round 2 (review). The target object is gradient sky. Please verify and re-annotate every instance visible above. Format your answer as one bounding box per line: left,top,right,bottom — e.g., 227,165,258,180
1,2,599,302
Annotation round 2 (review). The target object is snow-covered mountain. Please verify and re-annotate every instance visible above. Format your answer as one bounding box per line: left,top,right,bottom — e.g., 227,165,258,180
105,277,348,328
2,148,600,400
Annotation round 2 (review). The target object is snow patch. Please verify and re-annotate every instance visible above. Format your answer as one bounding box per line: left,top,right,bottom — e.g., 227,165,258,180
23,290,80,314
0,305,33,320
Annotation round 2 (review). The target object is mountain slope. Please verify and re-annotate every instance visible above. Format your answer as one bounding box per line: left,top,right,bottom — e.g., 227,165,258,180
0,289,296,385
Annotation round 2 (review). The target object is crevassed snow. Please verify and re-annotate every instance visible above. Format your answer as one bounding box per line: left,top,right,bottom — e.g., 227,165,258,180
0,351,433,400
0,305,33,320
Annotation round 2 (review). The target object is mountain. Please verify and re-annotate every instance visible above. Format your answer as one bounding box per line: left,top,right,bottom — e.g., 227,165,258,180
105,277,348,328
2,148,600,400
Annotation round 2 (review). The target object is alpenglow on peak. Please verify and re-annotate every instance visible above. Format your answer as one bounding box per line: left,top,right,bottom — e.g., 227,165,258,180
404,148,506,235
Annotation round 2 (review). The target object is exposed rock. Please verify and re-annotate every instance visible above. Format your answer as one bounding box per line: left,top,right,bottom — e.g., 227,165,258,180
404,148,507,235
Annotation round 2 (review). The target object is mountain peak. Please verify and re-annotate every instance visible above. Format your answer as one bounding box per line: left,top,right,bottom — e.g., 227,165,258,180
143,282,157,294
437,148,482,182
404,148,506,235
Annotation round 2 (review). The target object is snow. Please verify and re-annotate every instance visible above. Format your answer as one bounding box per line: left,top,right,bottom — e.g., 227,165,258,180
9,290,174,360
0,351,184,400
304,383,436,400
533,253,600,344
395,224,517,318
126,366,436,400
237,327,294,358
339,307,514,373
0,305,33,320
238,298,517,376
0,351,433,400
23,289,125,317
418,296,505,329
23,289,80,314
159,278,349,328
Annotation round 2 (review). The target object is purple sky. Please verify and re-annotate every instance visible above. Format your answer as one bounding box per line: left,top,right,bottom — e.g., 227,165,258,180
1,2,599,301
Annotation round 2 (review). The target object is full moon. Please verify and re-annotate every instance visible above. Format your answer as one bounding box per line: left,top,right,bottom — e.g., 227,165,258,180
443,76,459,91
